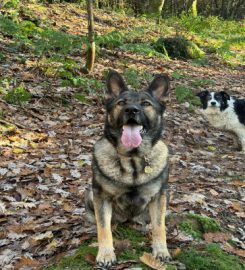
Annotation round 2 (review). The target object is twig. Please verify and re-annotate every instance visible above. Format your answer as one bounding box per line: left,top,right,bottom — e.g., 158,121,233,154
0,118,26,129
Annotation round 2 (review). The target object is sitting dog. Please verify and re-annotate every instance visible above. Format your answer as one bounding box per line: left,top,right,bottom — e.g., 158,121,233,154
197,90,245,152
85,70,171,268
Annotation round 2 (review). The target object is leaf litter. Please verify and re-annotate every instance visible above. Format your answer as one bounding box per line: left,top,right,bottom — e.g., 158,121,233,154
0,2,244,270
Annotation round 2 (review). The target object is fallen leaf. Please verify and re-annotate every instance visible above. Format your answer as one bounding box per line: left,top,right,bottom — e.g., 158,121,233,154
14,256,40,269
0,201,6,214
230,202,244,212
204,232,230,243
223,243,245,258
85,253,96,265
140,252,166,270
114,239,131,255
229,180,245,187
46,239,59,251
32,231,53,241
209,189,219,196
172,247,182,257
12,148,25,154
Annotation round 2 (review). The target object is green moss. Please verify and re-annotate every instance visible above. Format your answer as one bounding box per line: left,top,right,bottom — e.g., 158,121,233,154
186,41,205,59
46,240,97,270
175,85,201,109
179,214,221,239
45,225,177,270
154,36,205,60
176,244,245,270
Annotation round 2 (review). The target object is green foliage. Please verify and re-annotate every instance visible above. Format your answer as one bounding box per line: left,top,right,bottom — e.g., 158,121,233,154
39,56,79,78
0,53,6,62
186,41,205,59
192,57,209,66
179,214,221,239
0,15,18,36
34,29,83,55
73,93,89,104
96,31,124,49
0,15,84,56
121,43,167,58
191,78,215,87
172,71,186,80
167,15,245,64
63,77,104,95
3,84,32,105
123,68,141,89
154,36,205,60
123,68,155,90
176,244,245,270
124,26,145,43
46,239,96,270
2,0,19,9
175,85,201,107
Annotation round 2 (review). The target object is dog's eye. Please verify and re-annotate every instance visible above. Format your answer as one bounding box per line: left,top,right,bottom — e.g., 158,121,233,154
117,100,126,106
141,101,151,106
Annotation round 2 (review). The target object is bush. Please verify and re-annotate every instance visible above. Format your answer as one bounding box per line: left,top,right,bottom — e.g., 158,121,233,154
96,31,124,49
154,36,205,59
3,84,32,105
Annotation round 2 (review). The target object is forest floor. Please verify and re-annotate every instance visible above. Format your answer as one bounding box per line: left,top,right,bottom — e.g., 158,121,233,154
0,2,244,270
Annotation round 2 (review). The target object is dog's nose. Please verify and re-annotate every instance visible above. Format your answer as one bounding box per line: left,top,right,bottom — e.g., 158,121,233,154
125,105,140,114
211,101,216,106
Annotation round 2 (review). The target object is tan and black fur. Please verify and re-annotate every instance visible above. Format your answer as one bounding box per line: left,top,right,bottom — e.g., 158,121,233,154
85,70,171,268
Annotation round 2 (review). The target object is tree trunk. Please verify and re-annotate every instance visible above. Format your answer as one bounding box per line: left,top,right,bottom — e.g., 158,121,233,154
84,0,95,74
191,0,197,17
147,0,165,24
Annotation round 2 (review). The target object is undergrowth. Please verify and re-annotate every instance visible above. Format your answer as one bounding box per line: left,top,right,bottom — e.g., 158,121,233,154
177,244,245,270
179,213,221,239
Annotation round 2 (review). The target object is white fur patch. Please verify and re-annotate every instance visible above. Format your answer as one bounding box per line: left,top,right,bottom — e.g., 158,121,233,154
201,97,245,152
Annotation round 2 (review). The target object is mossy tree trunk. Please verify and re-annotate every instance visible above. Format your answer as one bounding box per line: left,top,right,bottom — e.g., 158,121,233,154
191,0,198,17
84,0,95,74
147,0,165,23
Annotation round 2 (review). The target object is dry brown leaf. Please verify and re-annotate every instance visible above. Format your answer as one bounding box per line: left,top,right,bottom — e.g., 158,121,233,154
204,232,230,243
229,180,245,187
209,189,219,196
140,252,166,270
114,239,131,255
84,253,96,265
14,256,40,270
230,202,244,212
223,243,245,258
172,247,182,257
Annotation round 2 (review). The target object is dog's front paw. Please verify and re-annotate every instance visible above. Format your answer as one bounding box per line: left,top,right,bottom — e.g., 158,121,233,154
96,247,116,268
152,242,171,262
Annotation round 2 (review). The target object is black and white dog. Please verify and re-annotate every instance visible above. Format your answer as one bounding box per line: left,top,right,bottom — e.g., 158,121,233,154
197,90,245,153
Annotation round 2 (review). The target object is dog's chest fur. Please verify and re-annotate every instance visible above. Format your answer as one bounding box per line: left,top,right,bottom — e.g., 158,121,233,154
93,138,168,219
93,138,168,187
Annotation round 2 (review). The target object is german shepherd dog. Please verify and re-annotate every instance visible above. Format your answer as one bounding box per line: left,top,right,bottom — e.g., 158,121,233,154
85,70,171,268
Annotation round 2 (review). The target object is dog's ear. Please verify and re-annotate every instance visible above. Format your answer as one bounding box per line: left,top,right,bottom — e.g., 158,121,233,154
220,91,230,100
147,74,170,100
197,90,209,99
106,70,128,98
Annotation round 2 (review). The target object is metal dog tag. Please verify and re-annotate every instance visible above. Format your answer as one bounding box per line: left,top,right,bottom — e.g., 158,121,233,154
144,166,153,174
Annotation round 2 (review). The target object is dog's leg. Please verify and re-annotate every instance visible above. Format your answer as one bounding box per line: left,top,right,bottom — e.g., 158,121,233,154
149,190,171,261
93,193,116,267
228,131,242,151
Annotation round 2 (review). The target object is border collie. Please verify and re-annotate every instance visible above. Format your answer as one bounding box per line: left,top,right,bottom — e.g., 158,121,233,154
197,90,245,153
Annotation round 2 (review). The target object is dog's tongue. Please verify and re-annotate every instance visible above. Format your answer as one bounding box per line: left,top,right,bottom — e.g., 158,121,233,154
121,125,142,148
